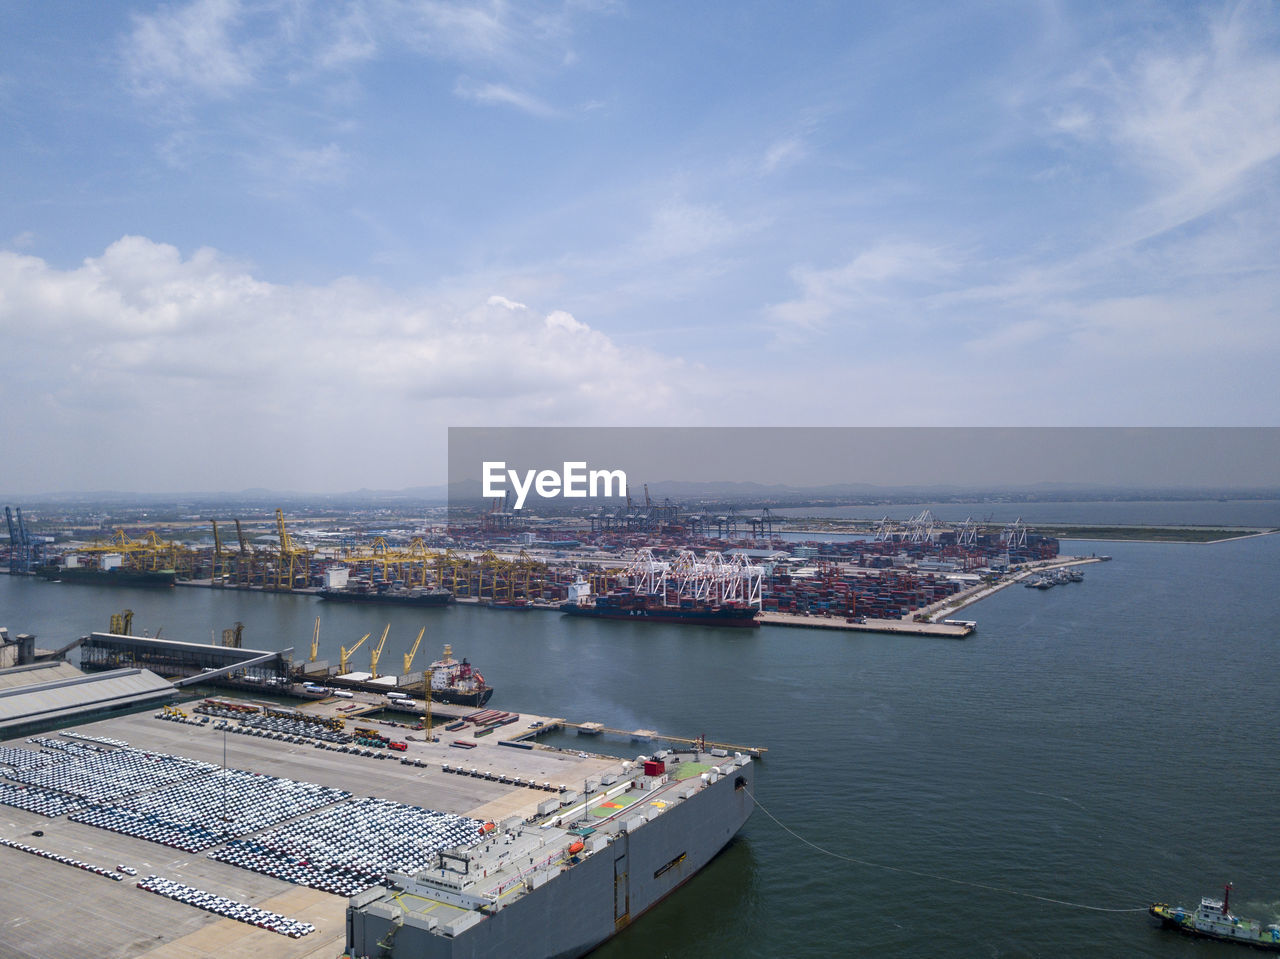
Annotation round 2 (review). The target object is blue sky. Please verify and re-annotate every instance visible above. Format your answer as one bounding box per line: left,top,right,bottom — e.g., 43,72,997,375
2,1,1278,492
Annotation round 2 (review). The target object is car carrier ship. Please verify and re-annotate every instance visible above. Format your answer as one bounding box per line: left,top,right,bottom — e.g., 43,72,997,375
0,684,755,959
347,750,755,959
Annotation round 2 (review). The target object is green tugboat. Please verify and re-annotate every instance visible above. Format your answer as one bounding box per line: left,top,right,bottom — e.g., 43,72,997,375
1151,884,1280,950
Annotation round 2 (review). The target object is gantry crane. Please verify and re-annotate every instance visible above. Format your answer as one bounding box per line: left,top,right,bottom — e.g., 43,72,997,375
403,626,426,674
369,623,391,679
210,519,224,583
272,508,313,590
109,609,134,635
339,632,371,675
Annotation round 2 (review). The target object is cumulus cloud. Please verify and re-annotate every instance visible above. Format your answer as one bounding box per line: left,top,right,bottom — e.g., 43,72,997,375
0,237,715,491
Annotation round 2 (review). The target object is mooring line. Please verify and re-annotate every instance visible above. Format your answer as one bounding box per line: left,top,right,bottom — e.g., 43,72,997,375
747,789,1150,913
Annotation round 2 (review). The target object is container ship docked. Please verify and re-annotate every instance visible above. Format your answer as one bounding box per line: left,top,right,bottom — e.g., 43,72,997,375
318,584,453,607
562,590,760,627
35,562,176,588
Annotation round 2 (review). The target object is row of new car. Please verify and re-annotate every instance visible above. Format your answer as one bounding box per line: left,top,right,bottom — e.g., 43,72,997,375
137,875,315,938
0,836,123,880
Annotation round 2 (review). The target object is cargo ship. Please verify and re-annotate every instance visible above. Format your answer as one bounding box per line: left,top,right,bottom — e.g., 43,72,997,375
426,644,492,707
348,750,755,959
562,589,760,627
35,563,176,588
318,585,453,607
1150,884,1280,949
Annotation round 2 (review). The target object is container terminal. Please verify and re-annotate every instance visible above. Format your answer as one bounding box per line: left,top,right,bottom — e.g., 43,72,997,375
0,628,758,959
5,503,1081,637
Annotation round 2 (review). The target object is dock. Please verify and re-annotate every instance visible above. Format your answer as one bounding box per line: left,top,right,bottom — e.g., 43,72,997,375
0,687,730,959
758,612,974,638
549,721,767,758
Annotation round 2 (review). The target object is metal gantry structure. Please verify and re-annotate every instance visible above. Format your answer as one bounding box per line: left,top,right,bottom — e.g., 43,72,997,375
1001,518,1028,550
4,506,43,573
73,529,197,578
621,548,763,608
271,509,313,590
431,549,554,601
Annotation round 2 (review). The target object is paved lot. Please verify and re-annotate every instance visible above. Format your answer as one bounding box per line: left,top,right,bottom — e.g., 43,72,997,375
0,707,618,959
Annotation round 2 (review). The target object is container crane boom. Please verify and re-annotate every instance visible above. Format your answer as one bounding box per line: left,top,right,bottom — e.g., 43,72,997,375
404,626,426,674
310,616,320,663
339,632,371,675
369,623,391,679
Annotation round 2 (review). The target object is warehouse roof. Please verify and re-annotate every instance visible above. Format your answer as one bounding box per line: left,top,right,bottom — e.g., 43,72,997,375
0,665,177,734
0,660,84,691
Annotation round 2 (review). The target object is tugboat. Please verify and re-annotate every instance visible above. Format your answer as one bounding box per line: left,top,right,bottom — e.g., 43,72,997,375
1151,883,1280,949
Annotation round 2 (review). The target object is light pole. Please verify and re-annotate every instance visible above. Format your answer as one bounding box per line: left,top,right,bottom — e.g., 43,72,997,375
221,726,228,823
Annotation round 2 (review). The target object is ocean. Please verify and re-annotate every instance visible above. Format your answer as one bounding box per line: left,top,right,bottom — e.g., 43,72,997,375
2,521,1278,957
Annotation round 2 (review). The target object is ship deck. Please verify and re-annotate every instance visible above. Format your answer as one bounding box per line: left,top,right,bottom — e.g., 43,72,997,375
0,704,621,959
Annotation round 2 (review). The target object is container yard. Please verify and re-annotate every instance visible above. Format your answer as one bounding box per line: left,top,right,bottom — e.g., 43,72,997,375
0,689,751,959
6,501,1083,639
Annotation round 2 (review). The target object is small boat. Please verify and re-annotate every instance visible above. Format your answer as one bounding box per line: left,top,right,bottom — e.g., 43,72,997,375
1150,883,1280,950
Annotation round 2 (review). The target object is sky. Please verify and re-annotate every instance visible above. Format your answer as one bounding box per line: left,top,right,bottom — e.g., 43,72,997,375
2,1,1279,493
448,428,1280,491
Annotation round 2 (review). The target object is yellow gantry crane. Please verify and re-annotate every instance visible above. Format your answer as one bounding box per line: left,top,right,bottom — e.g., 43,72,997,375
369,623,391,679
109,609,134,635
210,519,224,583
272,508,313,590
339,632,371,675
403,626,426,674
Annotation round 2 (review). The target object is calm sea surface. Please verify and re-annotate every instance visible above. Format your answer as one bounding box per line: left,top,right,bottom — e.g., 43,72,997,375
775,499,1280,528
2,521,1278,957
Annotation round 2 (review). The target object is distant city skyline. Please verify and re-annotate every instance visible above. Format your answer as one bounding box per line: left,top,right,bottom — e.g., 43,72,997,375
3,2,1279,493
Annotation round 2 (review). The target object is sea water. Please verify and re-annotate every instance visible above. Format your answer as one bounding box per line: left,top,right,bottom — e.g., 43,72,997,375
2,528,1277,957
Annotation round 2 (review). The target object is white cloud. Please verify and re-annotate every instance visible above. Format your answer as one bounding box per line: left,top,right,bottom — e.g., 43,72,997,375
124,0,256,99
247,141,350,186
0,237,721,490
1056,2,1280,242
761,136,805,175
452,77,557,117
767,242,957,331
637,201,742,261
486,294,526,311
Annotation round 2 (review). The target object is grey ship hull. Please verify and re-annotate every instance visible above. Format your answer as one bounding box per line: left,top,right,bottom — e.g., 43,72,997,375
348,759,754,959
